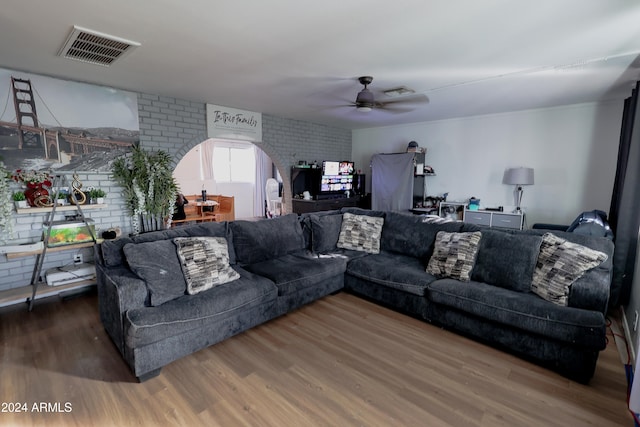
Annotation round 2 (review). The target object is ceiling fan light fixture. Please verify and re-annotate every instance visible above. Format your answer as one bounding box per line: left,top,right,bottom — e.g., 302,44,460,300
357,106,372,112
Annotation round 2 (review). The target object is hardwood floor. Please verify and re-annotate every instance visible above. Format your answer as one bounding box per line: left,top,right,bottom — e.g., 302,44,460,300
0,290,633,426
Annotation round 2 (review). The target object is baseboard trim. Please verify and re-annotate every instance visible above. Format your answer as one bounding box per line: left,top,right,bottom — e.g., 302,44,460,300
621,306,636,367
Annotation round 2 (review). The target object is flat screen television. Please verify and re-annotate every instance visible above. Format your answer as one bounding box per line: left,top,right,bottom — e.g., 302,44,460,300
320,161,354,194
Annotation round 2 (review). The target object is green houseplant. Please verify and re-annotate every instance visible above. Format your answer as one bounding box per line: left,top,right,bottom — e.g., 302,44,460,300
56,191,68,206
12,191,28,209
88,188,106,204
12,191,26,201
111,145,178,234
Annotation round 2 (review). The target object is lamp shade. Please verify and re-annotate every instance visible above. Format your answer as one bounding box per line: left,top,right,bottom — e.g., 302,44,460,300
503,167,534,185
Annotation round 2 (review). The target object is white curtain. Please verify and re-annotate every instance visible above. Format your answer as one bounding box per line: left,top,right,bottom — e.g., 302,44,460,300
254,146,270,217
200,139,215,180
371,153,415,211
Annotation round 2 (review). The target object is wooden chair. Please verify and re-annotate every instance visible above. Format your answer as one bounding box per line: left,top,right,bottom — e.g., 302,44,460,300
216,195,235,221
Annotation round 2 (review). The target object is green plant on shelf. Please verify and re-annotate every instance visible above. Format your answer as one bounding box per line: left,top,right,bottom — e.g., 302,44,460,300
92,188,107,198
12,191,26,201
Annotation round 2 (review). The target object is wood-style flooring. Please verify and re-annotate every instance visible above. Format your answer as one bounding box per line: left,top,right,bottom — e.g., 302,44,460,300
0,290,633,426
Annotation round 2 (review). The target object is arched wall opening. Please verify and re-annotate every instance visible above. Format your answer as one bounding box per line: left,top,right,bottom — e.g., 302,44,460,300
172,137,288,219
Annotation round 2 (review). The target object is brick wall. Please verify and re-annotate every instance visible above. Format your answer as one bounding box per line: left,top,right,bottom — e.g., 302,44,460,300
0,91,351,293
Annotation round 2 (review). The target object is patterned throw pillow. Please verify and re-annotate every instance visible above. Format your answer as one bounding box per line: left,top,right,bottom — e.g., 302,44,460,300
174,236,240,295
336,212,384,254
426,231,482,281
531,233,607,306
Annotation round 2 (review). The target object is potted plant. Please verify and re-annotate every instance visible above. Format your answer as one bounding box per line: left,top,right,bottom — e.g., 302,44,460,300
90,188,106,204
12,191,28,209
56,191,68,206
112,146,178,234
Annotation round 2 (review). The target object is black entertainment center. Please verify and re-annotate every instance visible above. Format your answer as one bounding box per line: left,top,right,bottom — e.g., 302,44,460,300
291,161,366,213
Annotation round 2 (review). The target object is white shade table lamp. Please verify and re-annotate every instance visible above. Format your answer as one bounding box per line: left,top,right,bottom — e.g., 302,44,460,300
503,167,534,213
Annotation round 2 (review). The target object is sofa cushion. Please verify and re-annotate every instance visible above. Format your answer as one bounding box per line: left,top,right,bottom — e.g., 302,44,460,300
300,209,341,249
230,214,305,264
101,237,134,267
309,213,343,253
174,236,239,295
180,222,236,264
427,231,482,282
244,252,347,296
100,221,234,267
125,266,277,348
346,251,437,296
471,230,542,292
123,240,187,306
381,211,464,259
337,212,384,254
340,207,386,217
426,279,606,348
531,233,608,306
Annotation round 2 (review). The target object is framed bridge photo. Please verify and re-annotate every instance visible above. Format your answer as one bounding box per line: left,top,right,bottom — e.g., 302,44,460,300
0,68,139,173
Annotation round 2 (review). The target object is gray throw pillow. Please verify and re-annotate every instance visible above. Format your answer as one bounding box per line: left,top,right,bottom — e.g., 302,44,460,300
310,213,343,253
337,212,384,254
471,230,542,292
230,214,305,264
531,233,607,306
174,237,240,295
427,231,482,282
123,240,187,306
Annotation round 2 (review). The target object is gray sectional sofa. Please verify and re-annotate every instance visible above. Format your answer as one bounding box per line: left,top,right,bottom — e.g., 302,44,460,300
95,208,613,384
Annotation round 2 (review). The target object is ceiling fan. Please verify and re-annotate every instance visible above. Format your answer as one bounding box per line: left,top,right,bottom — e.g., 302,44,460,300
350,76,429,112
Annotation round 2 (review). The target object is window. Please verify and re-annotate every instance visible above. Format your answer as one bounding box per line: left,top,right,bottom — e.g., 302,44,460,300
212,143,255,183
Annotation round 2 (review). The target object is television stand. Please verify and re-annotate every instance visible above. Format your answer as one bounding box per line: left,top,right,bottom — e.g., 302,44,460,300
315,194,348,200
291,196,360,214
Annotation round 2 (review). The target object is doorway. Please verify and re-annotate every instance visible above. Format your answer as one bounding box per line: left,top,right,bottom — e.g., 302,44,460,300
173,138,280,219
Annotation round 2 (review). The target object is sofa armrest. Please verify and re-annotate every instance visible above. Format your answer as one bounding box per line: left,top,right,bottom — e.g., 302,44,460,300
568,266,611,314
531,223,569,231
96,263,148,355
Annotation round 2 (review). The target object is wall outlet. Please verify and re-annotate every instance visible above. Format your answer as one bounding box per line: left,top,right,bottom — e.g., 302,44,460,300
634,311,639,332
73,254,83,265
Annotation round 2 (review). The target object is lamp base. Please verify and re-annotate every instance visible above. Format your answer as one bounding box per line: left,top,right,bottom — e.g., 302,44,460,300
513,185,524,213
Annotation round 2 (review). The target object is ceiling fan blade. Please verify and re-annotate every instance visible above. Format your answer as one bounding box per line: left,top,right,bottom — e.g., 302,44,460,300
376,104,415,114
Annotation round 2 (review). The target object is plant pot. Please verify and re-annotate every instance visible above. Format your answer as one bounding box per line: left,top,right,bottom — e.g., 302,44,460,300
14,200,28,209
96,197,105,204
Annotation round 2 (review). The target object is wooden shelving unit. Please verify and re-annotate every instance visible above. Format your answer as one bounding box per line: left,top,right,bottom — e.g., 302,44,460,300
5,241,100,260
15,203,107,215
0,279,95,308
13,174,103,311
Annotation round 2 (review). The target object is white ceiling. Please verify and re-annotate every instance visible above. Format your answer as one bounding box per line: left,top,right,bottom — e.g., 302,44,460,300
1,0,640,130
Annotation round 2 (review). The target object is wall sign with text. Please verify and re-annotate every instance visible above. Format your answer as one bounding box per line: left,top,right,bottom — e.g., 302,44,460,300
206,104,262,142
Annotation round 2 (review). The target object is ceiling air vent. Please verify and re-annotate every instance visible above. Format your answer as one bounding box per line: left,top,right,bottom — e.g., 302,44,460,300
58,25,140,67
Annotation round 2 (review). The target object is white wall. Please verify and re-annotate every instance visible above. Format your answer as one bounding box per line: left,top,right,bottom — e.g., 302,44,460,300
352,101,623,227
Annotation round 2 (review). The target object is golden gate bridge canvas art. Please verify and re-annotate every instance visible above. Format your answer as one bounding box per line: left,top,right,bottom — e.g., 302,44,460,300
0,68,139,173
